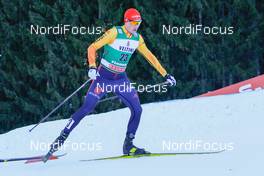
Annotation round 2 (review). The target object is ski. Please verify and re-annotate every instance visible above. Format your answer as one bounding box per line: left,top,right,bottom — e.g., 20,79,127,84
80,150,225,162
25,153,67,164
0,153,66,164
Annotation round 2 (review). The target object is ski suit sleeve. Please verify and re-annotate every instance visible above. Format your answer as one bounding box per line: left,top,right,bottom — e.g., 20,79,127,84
87,28,117,67
137,35,168,77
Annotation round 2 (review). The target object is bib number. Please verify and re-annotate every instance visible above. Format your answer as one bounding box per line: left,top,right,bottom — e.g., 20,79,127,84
119,54,129,62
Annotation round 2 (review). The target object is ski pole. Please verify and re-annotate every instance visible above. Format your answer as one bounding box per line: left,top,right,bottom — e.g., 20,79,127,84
98,95,120,103
29,79,92,132
29,80,168,132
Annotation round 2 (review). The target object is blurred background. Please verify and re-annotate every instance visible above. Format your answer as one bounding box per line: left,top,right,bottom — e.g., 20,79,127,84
0,0,263,133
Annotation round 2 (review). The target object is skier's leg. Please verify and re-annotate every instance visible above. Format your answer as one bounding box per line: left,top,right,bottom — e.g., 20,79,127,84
63,79,106,134
116,87,142,137
43,78,106,162
114,79,149,155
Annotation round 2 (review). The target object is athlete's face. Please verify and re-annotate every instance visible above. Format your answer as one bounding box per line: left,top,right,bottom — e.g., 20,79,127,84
125,21,141,34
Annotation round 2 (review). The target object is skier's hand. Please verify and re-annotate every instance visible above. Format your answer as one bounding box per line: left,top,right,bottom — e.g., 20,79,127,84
87,66,100,80
165,74,176,86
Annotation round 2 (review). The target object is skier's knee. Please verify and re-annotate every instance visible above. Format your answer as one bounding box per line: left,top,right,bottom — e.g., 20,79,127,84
82,106,92,115
134,105,142,117
81,103,96,115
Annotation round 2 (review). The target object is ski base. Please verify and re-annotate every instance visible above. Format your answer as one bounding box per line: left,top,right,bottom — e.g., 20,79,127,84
80,150,225,162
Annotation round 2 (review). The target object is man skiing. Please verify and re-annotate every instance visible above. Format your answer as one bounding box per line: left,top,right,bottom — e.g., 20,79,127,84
43,8,176,162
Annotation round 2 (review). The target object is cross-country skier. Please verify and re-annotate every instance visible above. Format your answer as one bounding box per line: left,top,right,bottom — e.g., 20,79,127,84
43,8,176,162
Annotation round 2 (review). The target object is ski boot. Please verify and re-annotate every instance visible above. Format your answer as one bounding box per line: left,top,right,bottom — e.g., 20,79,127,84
42,131,69,163
123,133,150,156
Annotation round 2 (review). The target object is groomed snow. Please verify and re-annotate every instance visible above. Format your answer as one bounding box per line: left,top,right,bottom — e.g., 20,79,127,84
1,90,264,176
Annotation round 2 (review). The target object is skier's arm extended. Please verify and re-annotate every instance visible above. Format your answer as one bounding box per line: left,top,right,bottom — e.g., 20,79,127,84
137,35,167,77
87,28,117,67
